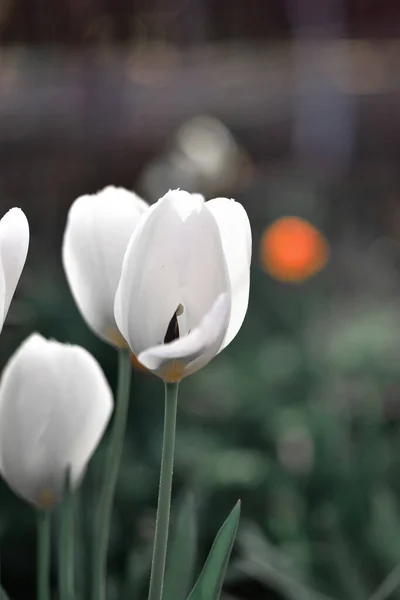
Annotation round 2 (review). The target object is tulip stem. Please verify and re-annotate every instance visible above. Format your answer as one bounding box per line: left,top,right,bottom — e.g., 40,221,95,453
91,348,132,600
59,469,75,600
37,510,51,600
148,381,179,600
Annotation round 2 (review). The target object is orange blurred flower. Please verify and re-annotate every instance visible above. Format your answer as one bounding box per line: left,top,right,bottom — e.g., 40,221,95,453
260,217,329,282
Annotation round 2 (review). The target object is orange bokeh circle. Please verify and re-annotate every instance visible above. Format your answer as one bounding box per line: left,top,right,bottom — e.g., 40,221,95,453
260,217,329,282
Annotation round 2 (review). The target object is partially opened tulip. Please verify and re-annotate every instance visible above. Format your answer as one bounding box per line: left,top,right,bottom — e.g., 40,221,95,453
0,207,29,333
0,333,113,509
115,189,252,381
62,186,149,347
114,190,251,600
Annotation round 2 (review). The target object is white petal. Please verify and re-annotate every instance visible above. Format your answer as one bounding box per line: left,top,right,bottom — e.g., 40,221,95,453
115,190,230,356
0,208,29,325
190,193,206,202
206,197,251,350
62,186,148,346
0,333,113,508
0,260,6,335
138,293,230,380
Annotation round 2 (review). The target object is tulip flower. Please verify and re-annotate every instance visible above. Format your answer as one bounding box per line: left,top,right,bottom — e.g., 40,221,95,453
62,186,149,347
0,207,29,332
0,333,113,509
115,190,252,381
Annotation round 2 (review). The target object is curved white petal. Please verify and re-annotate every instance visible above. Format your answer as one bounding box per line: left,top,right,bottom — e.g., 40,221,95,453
138,293,230,380
206,197,251,350
115,190,230,357
62,186,148,346
0,258,6,336
0,208,29,326
0,333,113,508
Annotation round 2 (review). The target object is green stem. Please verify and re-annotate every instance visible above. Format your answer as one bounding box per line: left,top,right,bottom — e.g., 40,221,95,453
148,381,179,600
37,510,51,600
91,348,132,600
59,469,74,600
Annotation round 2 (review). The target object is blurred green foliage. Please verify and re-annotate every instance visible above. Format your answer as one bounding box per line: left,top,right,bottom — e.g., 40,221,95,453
2,173,400,600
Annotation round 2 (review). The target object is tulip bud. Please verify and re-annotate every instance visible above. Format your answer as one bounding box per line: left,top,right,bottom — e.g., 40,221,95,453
0,334,113,509
62,186,149,347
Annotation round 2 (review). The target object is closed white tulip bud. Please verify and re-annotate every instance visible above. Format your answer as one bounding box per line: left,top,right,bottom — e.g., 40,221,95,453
62,186,149,347
0,208,29,332
115,190,252,381
0,334,113,509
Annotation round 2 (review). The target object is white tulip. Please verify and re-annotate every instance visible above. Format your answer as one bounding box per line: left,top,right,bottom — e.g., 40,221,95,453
62,186,149,347
0,208,29,333
115,190,251,381
0,334,113,509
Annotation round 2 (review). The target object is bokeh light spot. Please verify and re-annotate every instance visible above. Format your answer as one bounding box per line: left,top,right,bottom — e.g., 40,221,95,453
260,217,329,282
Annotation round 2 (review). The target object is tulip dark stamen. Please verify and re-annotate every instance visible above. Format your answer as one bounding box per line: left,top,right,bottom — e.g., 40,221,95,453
164,307,180,343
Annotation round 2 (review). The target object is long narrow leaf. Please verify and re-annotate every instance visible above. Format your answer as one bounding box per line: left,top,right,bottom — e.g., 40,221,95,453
163,492,198,600
0,584,10,600
187,501,240,600
370,565,400,600
0,553,11,600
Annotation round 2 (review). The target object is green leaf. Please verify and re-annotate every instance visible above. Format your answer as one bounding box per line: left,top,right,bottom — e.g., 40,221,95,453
0,583,10,600
187,501,240,600
1,552,11,600
163,491,198,600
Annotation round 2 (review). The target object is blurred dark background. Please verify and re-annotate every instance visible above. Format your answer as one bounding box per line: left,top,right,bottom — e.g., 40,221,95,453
2,0,400,599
